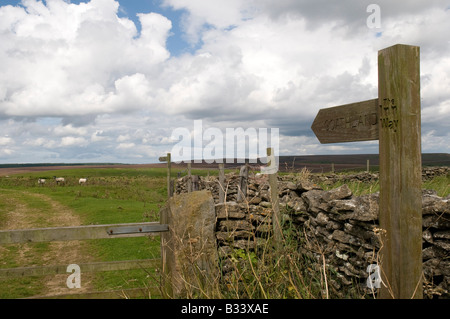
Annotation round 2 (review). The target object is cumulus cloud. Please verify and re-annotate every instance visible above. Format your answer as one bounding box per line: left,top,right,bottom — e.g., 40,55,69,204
60,136,88,147
23,137,56,148
0,0,449,163
0,136,13,146
0,0,171,120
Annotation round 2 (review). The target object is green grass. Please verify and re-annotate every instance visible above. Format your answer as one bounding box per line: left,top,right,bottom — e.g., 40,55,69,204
317,171,449,197
0,166,447,298
0,167,169,298
423,175,450,197
320,179,380,196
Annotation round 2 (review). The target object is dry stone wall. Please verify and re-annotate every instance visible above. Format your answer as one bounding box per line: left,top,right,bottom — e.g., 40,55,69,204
174,167,449,298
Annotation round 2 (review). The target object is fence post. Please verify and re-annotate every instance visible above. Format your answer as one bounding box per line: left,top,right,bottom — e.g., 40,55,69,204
218,163,225,204
191,175,199,191
267,148,282,249
187,162,192,193
159,153,172,199
167,153,172,198
237,163,248,202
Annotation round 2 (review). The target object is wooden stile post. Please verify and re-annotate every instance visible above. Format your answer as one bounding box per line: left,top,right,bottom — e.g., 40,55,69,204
377,44,422,299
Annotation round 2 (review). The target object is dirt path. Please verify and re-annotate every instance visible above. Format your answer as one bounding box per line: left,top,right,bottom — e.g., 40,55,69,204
0,190,95,297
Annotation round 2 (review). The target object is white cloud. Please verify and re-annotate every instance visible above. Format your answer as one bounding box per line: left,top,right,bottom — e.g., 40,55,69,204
0,0,171,119
23,136,59,149
60,136,89,147
0,0,449,163
162,0,247,44
53,124,88,137
0,148,14,157
91,130,108,142
116,142,135,149
116,134,130,142
0,136,13,146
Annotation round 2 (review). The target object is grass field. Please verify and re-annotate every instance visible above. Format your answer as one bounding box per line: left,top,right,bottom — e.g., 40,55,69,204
0,166,219,298
0,165,448,299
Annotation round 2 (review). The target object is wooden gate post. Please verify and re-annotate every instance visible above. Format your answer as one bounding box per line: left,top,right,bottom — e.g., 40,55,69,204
159,200,171,297
378,44,422,299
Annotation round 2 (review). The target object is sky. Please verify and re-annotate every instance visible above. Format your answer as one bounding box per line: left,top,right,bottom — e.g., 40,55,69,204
0,0,449,164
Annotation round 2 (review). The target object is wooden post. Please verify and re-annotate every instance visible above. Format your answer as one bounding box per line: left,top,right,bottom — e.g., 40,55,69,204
187,162,192,193
167,153,172,198
218,163,225,204
366,159,370,173
159,153,172,199
191,175,199,191
267,147,282,249
311,44,423,299
159,200,171,297
237,164,248,202
378,44,422,299
331,163,334,173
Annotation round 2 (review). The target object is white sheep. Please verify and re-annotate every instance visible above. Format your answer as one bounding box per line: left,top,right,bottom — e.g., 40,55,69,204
38,178,46,186
54,176,65,185
79,178,87,185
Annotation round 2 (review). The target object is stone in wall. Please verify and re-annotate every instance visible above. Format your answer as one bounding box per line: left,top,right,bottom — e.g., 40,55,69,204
174,168,450,298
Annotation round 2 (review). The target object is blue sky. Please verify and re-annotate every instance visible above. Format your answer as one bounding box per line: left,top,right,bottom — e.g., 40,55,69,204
3,0,192,55
0,0,449,164
114,0,192,56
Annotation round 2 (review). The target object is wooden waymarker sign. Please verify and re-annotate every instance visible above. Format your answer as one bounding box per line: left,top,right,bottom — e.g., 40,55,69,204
159,156,168,162
311,44,422,299
377,44,422,299
311,99,379,143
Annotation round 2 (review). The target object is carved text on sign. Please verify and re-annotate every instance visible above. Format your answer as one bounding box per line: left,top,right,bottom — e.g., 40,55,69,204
379,98,399,133
324,112,378,132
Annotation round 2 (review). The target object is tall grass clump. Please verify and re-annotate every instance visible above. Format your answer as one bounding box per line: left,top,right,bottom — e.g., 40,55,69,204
169,218,362,299
217,223,323,299
165,202,357,299
423,175,450,197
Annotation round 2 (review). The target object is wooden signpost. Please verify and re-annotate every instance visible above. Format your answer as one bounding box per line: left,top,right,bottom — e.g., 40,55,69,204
311,98,379,144
311,44,422,299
